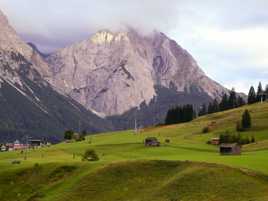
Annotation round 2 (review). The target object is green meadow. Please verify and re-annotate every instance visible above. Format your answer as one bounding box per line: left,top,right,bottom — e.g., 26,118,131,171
0,102,268,201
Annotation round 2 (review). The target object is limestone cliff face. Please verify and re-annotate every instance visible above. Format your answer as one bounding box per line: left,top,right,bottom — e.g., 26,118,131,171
0,10,51,81
0,10,113,141
47,29,227,116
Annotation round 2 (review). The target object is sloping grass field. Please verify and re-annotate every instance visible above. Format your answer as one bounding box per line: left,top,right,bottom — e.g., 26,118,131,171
0,102,268,201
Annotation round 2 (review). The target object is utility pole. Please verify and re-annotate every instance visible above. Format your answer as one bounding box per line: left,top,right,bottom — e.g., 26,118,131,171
134,106,140,134
24,135,29,160
134,107,138,134
134,117,137,134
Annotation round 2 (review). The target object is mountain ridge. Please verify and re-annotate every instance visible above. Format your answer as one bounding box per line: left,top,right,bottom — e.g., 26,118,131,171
46,29,228,117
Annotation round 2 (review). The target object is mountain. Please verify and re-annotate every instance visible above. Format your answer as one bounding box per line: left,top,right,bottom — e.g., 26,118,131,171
0,10,113,142
0,8,229,138
46,29,228,123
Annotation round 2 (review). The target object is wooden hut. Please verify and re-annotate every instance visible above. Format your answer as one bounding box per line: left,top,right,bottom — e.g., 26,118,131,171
220,143,241,155
29,139,42,148
145,137,160,147
211,138,220,145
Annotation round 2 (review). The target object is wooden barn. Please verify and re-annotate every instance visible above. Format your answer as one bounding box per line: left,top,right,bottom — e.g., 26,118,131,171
220,143,241,155
144,137,160,147
29,139,42,148
211,138,220,145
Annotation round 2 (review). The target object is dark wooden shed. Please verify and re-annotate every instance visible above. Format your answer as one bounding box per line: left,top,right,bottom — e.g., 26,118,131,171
220,143,241,155
29,139,42,148
145,137,160,147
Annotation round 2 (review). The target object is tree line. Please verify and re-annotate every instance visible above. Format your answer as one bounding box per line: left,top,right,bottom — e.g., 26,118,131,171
199,82,268,116
248,82,268,104
199,88,246,116
165,82,267,126
165,105,196,125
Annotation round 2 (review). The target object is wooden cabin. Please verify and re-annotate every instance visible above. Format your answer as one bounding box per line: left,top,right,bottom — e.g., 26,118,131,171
145,137,160,147
220,143,241,155
211,138,220,145
29,139,42,148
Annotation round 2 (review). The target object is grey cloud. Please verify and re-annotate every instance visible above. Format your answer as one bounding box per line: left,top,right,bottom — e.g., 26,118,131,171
0,0,180,52
2,0,268,53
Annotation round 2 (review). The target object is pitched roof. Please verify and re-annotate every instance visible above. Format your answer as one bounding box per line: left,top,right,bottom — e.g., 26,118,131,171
220,143,239,148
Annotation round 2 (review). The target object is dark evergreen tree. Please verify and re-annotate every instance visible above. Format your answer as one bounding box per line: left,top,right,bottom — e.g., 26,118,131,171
265,85,268,101
219,93,229,111
242,109,252,129
237,96,246,107
256,82,264,102
165,104,196,125
248,86,257,104
207,102,214,114
208,99,219,114
228,88,237,109
213,99,220,113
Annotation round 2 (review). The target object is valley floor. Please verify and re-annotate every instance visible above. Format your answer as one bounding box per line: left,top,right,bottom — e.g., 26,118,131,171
1,102,268,201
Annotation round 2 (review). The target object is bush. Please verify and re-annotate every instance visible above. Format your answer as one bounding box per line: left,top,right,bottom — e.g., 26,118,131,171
165,139,170,143
238,137,250,145
64,130,74,140
219,131,253,145
82,149,99,161
202,126,211,134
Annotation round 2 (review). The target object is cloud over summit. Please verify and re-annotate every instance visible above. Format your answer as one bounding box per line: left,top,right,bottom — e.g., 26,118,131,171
0,0,179,52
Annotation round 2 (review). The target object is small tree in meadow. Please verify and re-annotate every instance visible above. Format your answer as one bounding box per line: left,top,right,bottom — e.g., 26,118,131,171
241,110,252,130
82,149,99,161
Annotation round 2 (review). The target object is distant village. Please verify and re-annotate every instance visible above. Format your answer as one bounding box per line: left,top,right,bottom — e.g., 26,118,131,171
0,139,50,152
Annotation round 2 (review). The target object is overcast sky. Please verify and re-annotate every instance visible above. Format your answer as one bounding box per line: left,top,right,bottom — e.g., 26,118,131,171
0,0,268,93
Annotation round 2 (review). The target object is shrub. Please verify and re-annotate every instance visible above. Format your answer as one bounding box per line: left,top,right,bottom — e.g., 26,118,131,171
82,149,99,161
238,137,250,145
64,130,74,140
165,139,170,143
202,126,211,134
219,130,254,145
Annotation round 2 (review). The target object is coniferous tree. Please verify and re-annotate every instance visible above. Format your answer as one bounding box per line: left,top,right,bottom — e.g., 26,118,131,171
256,82,264,102
165,105,196,125
212,99,220,113
228,88,237,109
207,102,214,114
265,85,268,101
248,86,257,104
219,93,229,111
242,109,252,129
198,103,207,116
237,96,246,107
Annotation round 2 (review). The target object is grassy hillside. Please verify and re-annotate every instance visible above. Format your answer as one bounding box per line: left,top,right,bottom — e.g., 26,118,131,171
0,102,268,201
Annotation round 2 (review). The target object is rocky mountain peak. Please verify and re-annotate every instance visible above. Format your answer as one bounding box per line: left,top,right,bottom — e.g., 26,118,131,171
0,9,51,80
46,28,227,117
0,9,8,25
